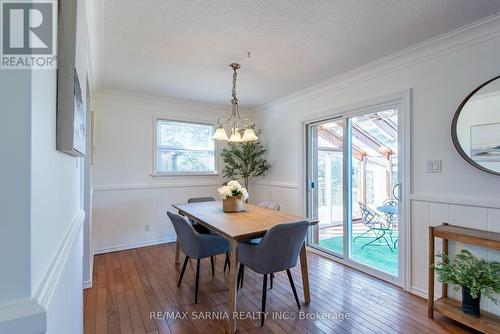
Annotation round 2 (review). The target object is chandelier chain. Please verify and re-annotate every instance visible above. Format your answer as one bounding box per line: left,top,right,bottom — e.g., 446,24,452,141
231,66,238,104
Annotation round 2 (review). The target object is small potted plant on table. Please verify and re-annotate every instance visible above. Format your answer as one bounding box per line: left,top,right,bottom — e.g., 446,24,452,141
434,249,500,316
218,180,249,213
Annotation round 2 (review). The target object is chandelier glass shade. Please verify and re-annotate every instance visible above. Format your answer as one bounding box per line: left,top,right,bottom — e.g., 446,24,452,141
213,63,258,143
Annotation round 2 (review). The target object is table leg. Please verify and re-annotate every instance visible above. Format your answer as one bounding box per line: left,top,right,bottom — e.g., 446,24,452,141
428,226,435,318
228,240,239,333
175,240,180,264
299,242,311,304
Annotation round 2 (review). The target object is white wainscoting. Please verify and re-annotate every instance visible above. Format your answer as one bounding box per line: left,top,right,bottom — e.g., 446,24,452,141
411,194,500,316
250,182,300,215
92,183,221,254
42,211,84,334
0,211,85,334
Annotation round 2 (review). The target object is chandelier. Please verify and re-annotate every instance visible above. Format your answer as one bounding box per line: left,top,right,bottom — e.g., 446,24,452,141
212,63,258,143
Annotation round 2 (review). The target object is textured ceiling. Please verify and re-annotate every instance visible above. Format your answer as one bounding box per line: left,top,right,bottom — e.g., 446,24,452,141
98,0,500,108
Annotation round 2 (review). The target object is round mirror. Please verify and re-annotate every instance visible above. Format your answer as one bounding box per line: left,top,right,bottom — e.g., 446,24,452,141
452,76,500,175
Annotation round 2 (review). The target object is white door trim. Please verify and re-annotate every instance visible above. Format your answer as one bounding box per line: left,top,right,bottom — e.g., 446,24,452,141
299,89,412,290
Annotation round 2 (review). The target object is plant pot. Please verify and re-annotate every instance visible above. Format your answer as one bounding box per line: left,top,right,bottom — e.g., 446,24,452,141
461,287,481,316
223,196,244,213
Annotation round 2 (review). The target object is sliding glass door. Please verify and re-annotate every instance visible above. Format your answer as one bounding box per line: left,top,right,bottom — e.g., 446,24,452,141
307,106,402,281
308,118,344,257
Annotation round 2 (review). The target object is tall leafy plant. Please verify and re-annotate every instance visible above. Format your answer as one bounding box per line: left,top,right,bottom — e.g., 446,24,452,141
221,130,271,191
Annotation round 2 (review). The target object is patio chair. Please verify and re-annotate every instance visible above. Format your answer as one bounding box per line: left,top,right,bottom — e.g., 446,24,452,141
354,202,393,251
382,199,398,249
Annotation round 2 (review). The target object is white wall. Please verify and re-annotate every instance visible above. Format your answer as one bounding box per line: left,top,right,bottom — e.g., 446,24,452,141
30,69,83,299
251,17,500,313
0,0,92,332
0,70,32,307
30,67,85,334
91,90,254,253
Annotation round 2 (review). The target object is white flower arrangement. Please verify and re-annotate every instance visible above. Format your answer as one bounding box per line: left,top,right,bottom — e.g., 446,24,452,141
218,180,249,200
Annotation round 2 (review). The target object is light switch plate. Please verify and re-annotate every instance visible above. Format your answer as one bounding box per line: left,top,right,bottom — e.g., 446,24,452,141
427,160,442,173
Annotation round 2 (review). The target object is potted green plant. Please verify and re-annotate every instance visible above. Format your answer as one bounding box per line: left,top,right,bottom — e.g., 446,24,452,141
221,128,271,195
434,249,500,316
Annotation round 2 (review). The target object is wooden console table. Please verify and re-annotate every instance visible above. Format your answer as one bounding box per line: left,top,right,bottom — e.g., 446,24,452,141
428,223,500,334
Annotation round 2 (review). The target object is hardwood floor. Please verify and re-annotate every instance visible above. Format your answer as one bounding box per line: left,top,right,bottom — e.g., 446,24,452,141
84,242,478,334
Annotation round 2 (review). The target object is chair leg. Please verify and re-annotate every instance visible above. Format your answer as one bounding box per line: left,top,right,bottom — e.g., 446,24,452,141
240,265,245,289
261,274,268,327
210,256,215,276
353,227,374,241
195,259,201,304
382,234,394,252
286,269,301,310
361,231,393,251
270,273,274,289
237,264,244,291
223,253,230,272
361,235,381,249
178,256,189,287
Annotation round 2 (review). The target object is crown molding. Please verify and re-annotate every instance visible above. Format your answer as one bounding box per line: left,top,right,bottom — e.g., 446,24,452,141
259,14,500,112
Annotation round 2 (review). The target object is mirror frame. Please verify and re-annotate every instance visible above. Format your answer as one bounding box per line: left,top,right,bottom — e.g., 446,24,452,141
451,75,500,176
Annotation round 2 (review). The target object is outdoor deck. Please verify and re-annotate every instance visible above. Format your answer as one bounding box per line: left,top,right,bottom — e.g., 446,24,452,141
316,221,398,276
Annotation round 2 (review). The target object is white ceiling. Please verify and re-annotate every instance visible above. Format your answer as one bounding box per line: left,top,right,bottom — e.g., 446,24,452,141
95,0,500,108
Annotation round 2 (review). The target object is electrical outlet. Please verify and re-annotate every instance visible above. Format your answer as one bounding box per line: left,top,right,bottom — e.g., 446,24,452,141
145,224,151,232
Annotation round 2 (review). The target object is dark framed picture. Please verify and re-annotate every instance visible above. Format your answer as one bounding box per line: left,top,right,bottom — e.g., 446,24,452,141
56,0,87,156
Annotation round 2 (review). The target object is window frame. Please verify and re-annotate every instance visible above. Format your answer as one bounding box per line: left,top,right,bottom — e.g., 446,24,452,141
152,117,218,176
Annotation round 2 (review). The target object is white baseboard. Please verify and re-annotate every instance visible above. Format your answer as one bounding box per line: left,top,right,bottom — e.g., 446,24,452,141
93,235,176,255
410,286,428,299
83,280,92,289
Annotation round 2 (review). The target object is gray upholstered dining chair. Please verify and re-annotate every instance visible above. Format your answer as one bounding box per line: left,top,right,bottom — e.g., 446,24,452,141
167,211,230,303
241,200,282,288
187,197,215,234
186,197,231,272
258,200,281,211
237,221,309,326
248,201,281,245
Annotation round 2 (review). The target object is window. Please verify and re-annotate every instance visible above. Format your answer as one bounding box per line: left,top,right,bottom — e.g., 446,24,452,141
154,119,216,175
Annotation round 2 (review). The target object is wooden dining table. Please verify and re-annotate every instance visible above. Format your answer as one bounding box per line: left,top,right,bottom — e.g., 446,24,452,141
172,201,318,334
